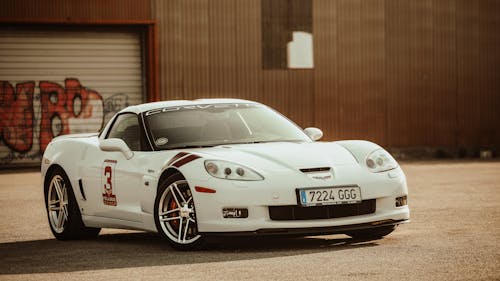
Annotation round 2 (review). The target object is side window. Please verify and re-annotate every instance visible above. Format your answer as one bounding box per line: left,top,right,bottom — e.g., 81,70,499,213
106,113,141,151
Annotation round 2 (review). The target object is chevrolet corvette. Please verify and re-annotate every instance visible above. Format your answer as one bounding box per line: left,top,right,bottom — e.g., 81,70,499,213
42,99,409,250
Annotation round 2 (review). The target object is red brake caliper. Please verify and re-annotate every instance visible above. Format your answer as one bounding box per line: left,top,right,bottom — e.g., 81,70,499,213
168,198,179,229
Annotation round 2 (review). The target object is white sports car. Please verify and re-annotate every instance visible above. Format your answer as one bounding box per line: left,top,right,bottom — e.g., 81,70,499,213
42,99,409,250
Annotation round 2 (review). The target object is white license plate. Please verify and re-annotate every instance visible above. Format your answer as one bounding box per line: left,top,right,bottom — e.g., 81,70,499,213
298,186,362,206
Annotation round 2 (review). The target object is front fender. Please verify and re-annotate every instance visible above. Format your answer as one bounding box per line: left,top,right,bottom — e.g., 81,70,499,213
41,138,96,197
334,140,382,165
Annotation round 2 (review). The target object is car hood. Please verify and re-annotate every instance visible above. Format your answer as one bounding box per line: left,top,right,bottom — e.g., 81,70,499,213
198,142,358,172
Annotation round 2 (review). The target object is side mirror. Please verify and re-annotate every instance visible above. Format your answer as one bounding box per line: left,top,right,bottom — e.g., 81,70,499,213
99,138,134,160
304,127,323,141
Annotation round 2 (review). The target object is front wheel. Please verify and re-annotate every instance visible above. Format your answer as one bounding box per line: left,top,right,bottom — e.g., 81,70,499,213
154,173,204,250
44,167,101,240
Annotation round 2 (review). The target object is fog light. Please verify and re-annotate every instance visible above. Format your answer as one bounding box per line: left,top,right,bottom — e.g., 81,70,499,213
396,195,408,207
222,208,248,218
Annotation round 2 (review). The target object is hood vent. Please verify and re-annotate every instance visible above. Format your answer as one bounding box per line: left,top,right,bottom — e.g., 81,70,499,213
300,167,331,173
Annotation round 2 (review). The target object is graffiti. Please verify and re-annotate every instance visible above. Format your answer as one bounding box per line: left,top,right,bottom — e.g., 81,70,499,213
0,81,35,152
104,93,130,121
39,79,103,151
0,78,105,166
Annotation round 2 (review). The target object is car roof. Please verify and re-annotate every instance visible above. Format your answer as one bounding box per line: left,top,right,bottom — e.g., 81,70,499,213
119,98,259,114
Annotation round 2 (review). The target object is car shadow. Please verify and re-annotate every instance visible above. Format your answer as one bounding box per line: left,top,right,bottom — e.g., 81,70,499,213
0,232,379,275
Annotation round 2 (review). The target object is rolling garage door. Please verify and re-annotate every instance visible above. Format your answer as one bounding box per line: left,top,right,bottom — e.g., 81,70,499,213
0,30,145,167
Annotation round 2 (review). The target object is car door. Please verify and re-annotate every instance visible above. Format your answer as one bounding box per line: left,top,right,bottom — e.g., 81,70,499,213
91,112,147,222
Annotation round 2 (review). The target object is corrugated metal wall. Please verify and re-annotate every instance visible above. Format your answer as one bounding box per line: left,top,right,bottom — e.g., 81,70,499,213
0,30,144,166
1,0,498,153
155,0,314,125
386,0,458,147
316,0,387,143
455,0,500,148
0,0,153,167
155,0,500,150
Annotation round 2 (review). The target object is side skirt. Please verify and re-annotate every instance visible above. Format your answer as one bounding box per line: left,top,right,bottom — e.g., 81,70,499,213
81,214,158,232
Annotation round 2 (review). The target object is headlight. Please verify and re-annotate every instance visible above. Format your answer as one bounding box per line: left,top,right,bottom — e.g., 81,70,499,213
365,149,398,173
204,160,264,181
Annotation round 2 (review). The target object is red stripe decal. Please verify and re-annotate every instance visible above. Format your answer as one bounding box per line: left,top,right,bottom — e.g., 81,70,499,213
166,152,189,166
173,154,201,168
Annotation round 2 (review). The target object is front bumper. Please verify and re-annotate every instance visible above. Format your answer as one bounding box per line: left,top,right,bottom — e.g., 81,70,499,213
186,165,410,234
196,203,410,233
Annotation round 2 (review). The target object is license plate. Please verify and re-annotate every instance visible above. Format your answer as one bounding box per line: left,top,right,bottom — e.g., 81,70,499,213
298,186,362,206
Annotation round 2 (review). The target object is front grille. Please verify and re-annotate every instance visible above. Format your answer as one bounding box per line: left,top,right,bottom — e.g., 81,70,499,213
299,167,331,173
269,199,376,221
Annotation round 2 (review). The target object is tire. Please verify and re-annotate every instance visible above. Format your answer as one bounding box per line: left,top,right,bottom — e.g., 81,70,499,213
346,225,396,240
154,173,204,250
44,166,101,240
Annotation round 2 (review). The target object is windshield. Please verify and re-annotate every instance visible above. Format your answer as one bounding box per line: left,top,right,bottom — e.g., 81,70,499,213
144,103,311,150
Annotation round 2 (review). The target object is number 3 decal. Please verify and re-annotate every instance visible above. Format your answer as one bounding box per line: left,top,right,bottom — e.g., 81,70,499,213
102,160,118,206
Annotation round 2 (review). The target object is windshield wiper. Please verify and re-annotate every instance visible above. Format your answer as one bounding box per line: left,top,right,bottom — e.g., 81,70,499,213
223,139,304,145
166,139,304,149
166,144,215,150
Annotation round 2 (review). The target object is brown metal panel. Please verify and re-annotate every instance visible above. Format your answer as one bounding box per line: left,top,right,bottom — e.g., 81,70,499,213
151,0,500,150
456,0,500,148
334,0,386,144
209,0,237,97
410,0,434,147
430,0,457,147
0,0,151,21
476,0,500,148
387,0,454,146
262,70,289,117
261,0,292,70
181,0,210,99
288,70,314,128
313,0,339,140
386,0,411,147
456,0,480,147
489,0,500,147
336,0,358,140
260,0,289,119
155,0,183,99
360,0,387,145
147,23,160,102
235,0,263,102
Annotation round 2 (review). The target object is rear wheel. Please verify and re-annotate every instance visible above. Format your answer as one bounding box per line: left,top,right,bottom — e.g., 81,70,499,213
154,173,203,250
45,167,101,240
346,225,396,240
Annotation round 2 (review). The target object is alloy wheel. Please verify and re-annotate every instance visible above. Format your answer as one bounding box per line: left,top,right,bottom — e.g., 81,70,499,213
158,179,201,245
47,175,69,233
